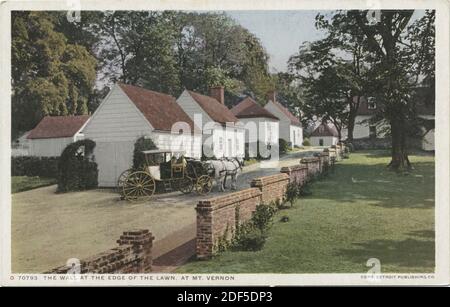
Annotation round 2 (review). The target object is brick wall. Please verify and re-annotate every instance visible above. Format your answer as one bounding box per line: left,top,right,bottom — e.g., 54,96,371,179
280,164,308,186
196,188,262,259
300,157,320,178
45,229,154,274
318,151,330,173
251,173,290,204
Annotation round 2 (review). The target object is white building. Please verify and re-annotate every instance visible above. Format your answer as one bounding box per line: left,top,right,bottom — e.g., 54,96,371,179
264,91,303,148
176,86,245,159
82,83,202,187
342,94,434,151
26,115,90,157
230,97,279,158
310,123,339,146
12,131,31,156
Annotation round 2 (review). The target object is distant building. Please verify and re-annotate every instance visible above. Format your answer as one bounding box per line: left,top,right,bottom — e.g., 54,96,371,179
11,131,31,157
310,122,339,147
341,91,434,151
231,97,279,158
27,115,90,157
177,86,245,158
264,91,303,148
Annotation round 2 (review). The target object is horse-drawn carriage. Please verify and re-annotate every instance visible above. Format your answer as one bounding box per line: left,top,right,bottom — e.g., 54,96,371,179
117,149,213,201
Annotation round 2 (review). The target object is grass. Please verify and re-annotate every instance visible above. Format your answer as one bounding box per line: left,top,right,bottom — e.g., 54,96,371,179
177,150,435,273
243,158,259,167
12,176,57,193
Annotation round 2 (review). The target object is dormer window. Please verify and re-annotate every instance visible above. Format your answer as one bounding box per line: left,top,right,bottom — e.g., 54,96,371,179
367,97,377,110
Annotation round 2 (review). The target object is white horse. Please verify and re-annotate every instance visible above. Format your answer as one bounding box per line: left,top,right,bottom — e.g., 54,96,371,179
205,157,244,192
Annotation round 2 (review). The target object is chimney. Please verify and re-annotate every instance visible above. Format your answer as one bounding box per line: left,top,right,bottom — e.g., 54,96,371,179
266,90,277,103
210,86,225,105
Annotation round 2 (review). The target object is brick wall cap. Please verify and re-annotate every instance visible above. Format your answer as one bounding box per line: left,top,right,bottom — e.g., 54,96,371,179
250,173,289,187
196,188,262,210
301,157,320,163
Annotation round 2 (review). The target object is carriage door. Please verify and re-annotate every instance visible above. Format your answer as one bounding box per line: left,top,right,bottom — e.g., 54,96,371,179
95,141,134,187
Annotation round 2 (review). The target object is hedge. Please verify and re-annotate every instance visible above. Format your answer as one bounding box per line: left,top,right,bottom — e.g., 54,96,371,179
11,156,59,178
57,139,98,192
279,138,290,155
133,136,158,169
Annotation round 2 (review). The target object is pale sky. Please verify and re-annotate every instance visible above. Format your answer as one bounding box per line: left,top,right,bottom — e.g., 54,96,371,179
227,10,330,72
227,10,426,73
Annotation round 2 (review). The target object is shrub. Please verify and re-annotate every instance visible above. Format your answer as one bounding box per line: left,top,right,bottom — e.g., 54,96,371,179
232,203,276,251
57,139,98,192
11,156,59,178
133,136,158,169
285,181,300,207
299,182,312,196
278,138,289,155
251,203,277,234
302,138,311,146
233,229,267,251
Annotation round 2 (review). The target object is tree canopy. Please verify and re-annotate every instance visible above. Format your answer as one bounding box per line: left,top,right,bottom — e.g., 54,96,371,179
12,11,97,137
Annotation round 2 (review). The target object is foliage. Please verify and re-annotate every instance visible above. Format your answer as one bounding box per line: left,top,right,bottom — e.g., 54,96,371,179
344,10,435,170
251,203,277,234
278,138,289,155
302,138,311,146
57,139,98,192
11,12,97,137
132,136,158,169
12,176,57,194
285,181,300,207
91,11,273,102
232,203,276,251
233,229,267,251
11,156,59,178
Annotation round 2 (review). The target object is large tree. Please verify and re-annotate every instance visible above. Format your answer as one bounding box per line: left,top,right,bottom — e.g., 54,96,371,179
93,11,273,103
349,10,435,170
11,11,97,137
288,12,373,141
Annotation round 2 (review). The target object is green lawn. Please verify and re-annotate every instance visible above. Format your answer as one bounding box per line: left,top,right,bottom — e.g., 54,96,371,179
12,176,57,194
177,150,435,273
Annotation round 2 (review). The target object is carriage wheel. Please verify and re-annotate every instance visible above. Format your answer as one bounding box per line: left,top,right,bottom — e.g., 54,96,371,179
177,177,194,194
116,169,132,195
195,175,213,195
122,171,156,201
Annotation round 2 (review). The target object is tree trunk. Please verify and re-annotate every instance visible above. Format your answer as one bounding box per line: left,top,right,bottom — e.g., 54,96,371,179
347,117,355,142
388,120,412,171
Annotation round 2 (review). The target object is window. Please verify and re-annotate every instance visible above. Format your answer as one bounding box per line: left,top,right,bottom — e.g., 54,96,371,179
235,136,239,153
369,126,377,138
218,137,223,151
367,97,377,110
319,139,324,146
228,139,232,156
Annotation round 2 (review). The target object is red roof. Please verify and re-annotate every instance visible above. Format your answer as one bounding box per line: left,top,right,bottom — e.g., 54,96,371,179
231,97,279,120
310,123,339,137
27,115,90,139
270,100,301,126
119,83,198,132
187,90,238,124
